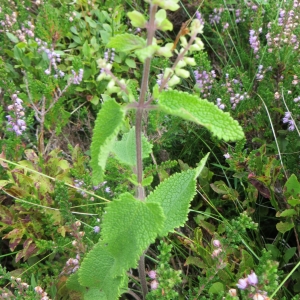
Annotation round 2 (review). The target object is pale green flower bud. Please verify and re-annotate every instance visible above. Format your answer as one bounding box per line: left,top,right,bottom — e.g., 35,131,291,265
189,37,204,51
195,37,204,49
175,68,190,78
97,58,108,69
152,0,180,11
127,10,147,28
156,43,173,57
97,72,110,81
180,36,188,47
107,85,120,94
155,9,166,24
176,60,187,68
184,57,196,66
135,45,160,62
155,9,173,31
168,74,180,86
190,19,204,35
163,68,173,79
107,79,116,90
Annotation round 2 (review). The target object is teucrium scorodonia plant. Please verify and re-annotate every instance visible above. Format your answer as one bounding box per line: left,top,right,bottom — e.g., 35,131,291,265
71,1,245,299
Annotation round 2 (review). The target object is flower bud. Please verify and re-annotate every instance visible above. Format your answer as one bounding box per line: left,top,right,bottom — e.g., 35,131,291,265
236,278,248,289
175,68,190,78
190,19,204,35
168,75,180,87
127,10,147,28
152,0,180,11
183,57,196,66
148,270,157,279
213,240,221,248
247,271,258,286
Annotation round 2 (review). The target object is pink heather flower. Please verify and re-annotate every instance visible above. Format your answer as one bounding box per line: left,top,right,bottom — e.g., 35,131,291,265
211,248,222,258
253,293,265,300
213,240,221,247
237,278,248,289
247,271,258,286
224,153,231,159
150,280,159,290
148,270,157,279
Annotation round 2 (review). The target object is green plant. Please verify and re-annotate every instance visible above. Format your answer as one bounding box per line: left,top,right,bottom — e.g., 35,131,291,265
64,1,244,299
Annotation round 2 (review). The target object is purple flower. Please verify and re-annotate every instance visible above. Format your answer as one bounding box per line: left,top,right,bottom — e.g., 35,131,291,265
247,271,258,286
150,280,158,290
213,240,221,248
93,226,100,233
148,270,157,279
282,111,295,131
236,278,248,289
224,153,231,159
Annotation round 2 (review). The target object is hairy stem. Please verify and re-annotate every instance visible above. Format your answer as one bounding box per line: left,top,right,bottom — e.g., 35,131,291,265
135,4,158,298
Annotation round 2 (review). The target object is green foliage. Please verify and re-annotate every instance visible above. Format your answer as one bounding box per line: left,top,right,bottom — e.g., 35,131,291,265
90,99,125,184
158,90,245,141
107,34,146,52
146,241,182,299
147,154,209,236
112,126,153,167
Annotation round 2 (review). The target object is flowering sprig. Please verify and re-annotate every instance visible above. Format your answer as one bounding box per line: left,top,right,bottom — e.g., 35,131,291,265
236,271,269,300
6,93,27,136
282,111,295,131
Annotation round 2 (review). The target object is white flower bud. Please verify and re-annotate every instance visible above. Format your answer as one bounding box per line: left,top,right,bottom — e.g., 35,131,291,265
183,57,196,66
168,74,180,86
175,68,190,78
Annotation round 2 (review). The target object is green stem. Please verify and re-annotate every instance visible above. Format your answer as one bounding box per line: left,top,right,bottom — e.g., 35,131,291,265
135,4,158,298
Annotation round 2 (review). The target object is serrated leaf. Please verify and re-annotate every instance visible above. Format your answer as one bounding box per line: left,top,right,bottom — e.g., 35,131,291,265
111,127,152,166
101,193,164,276
66,273,86,293
78,241,125,299
146,154,208,236
276,221,294,233
146,169,196,236
107,34,146,52
84,288,106,300
158,90,244,141
90,99,125,184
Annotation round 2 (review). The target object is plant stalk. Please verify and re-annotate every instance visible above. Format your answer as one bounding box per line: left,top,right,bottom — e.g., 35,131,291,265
135,4,158,298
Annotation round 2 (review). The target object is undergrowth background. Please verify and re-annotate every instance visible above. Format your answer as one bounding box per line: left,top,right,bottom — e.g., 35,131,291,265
0,0,300,299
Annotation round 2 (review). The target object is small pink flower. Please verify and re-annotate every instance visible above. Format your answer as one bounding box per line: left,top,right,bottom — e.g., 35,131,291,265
148,270,157,279
213,240,221,248
224,153,231,159
211,248,222,258
228,289,237,296
150,280,158,290
247,271,258,286
237,278,248,289
253,293,264,300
